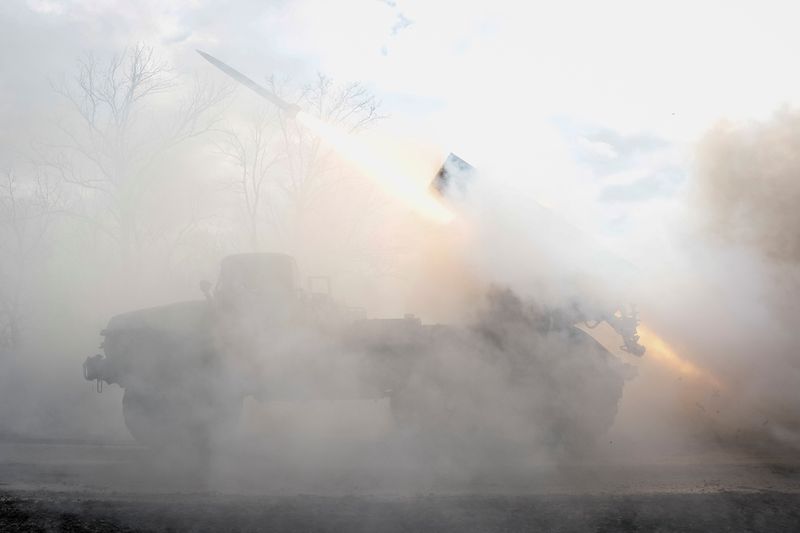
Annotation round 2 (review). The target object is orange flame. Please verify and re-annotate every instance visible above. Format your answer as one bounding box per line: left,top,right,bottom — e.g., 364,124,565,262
638,324,724,389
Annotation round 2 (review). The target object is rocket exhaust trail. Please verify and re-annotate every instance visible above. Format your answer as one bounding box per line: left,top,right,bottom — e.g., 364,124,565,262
196,49,454,223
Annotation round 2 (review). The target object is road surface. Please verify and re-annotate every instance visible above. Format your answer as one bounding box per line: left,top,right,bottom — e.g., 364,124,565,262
1,435,799,532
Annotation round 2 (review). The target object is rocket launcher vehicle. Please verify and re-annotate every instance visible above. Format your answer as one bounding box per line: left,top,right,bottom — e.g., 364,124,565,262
197,50,644,356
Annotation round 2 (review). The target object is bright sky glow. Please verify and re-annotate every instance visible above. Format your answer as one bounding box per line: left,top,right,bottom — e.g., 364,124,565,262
7,0,800,241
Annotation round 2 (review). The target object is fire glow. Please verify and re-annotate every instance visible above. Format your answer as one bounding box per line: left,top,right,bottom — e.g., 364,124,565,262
637,325,723,390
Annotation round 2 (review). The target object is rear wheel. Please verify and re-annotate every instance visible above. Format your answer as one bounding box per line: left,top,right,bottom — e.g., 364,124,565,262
533,327,626,454
387,326,626,458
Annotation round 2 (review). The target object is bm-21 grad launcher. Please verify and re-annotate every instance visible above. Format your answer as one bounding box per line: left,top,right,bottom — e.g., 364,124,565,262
83,52,644,456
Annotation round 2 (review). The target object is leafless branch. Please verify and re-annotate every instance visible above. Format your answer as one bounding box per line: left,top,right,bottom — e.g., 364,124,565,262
47,45,231,254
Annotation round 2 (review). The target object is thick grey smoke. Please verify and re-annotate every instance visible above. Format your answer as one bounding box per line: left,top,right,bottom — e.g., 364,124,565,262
580,109,800,457
0,38,635,491
696,111,800,265
1,0,799,498
685,111,800,448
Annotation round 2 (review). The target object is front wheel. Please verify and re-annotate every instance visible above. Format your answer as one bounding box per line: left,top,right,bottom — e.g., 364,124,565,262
122,387,242,453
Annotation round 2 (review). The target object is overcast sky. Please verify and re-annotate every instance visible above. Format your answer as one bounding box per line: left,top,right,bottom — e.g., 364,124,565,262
3,0,800,248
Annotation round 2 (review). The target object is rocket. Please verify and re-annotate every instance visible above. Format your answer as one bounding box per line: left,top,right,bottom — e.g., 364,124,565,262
197,50,472,197
196,50,301,118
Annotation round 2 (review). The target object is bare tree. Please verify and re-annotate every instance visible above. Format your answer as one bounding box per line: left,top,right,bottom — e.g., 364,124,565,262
45,44,231,260
0,168,61,351
217,73,383,251
276,73,382,215
214,108,282,250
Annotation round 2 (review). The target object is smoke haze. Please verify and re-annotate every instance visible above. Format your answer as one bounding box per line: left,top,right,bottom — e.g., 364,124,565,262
0,0,799,498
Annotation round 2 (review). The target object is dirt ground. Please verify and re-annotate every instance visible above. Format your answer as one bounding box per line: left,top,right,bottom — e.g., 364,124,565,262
3,490,800,532
1,436,799,532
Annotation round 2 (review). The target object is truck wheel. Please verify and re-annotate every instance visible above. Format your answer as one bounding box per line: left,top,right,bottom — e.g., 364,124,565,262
526,327,627,454
388,326,626,457
122,388,242,453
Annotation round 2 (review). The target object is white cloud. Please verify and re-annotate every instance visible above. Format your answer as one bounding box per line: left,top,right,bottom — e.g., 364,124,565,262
26,0,64,14
579,138,618,160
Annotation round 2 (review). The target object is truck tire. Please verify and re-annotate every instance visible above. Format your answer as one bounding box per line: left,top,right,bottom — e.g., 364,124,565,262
122,387,242,453
387,326,626,458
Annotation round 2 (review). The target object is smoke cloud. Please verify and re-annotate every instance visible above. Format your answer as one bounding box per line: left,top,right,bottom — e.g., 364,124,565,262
0,0,799,499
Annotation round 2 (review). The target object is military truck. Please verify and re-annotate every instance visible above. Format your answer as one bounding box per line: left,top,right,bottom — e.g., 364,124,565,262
84,252,641,454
